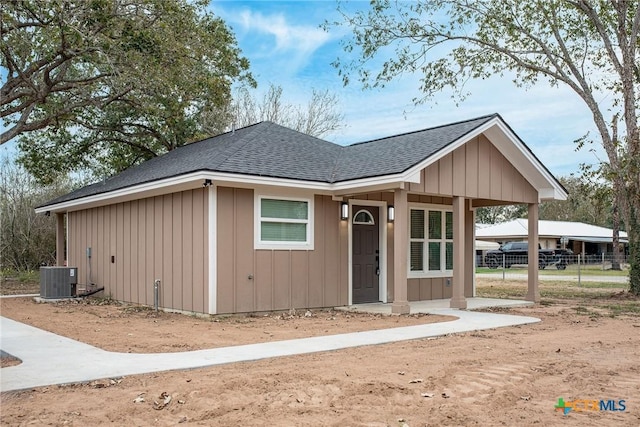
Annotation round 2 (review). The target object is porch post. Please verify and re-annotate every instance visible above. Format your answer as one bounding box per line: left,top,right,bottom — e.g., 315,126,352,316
526,203,540,302
391,188,410,314
56,213,65,266
464,200,475,297
450,196,467,308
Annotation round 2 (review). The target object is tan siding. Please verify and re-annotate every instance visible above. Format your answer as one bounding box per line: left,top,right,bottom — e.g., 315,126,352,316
68,188,208,312
162,195,173,308
307,198,326,307
452,145,466,195
123,203,132,302
502,161,515,201
465,137,479,197
192,190,205,313
477,137,492,198
136,200,146,305
181,191,193,311
418,135,537,203
419,279,432,300
489,144,503,200
291,251,309,309
153,197,163,305
425,161,439,194
216,191,346,314
235,189,255,313
216,187,235,313
322,196,340,306
255,251,273,311
273,251,291,310
171,193,183,310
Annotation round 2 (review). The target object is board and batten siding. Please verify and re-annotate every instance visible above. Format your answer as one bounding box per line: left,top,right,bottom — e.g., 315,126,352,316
409,134,538,203
67,188,208,313
216,187,348,314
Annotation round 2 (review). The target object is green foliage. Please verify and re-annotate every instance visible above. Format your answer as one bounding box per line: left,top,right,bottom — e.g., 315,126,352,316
2,0,253,183
0,155,78,270
539,175,614,227
476,205,527,225
331,0,639,294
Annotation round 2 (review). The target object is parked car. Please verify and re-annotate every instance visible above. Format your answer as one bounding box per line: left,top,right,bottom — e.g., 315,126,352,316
484,242,565,269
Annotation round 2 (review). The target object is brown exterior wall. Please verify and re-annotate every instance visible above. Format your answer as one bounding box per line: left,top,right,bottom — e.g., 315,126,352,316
409,135,538,203
67,188,209,313
216,187,348,314
407,277,453,301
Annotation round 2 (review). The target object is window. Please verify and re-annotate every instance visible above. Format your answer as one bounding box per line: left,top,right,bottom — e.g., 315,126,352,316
409,206,453,275
353,210,375,225
256,196,313,249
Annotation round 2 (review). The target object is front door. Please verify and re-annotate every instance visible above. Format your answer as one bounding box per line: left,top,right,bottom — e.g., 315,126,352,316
352,206,380,303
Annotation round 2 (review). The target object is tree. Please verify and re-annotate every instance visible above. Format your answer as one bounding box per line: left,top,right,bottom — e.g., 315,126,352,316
539,175,612,227
1,0,253,182
331,0,640,294
476,205,527,225
0,154,77,271
202,83,344,139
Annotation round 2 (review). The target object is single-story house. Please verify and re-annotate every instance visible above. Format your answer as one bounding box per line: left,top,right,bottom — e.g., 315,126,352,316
37,114,567,315
476,219,628,257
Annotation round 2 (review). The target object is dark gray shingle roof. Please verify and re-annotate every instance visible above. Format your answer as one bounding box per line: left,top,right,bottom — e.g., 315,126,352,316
40,114,498,207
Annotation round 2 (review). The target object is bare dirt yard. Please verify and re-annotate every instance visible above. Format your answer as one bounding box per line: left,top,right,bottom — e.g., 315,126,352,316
1,278,639,426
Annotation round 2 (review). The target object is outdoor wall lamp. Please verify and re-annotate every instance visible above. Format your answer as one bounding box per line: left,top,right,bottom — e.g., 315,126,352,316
203,179,212,187
340,202,349,220
388,205,395,222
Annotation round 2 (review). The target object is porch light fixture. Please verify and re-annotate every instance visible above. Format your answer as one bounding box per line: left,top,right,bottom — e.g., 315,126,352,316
340,202,349,220
388,205,395,222
203,179,212,187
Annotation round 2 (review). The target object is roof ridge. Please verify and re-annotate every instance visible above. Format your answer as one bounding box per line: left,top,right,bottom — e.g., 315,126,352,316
213,122,273,168
347,113,498,147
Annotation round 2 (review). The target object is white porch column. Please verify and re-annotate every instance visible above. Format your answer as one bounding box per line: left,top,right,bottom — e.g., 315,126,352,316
56,213,65,266
451,196,467,308
391,188,410,314
526,203,540,302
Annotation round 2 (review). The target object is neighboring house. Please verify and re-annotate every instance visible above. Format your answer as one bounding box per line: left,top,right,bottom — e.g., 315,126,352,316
37,114,567,315
476,219,628,258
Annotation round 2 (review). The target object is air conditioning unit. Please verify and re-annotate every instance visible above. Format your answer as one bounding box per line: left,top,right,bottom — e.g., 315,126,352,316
40,267,78,299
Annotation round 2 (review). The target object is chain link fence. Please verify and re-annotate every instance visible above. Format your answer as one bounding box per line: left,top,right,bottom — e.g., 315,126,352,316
477,252,630,284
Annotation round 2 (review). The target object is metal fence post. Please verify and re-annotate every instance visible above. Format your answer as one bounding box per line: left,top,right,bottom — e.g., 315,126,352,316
578,255,581,287
502,253,506,281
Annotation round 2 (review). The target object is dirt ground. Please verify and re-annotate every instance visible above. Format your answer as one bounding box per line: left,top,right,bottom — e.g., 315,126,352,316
1,279,639,426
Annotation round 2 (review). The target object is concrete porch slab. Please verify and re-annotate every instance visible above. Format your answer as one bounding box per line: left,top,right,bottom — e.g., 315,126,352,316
337,297,533,315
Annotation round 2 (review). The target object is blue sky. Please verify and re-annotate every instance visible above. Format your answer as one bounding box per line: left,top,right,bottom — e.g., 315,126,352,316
212,0,605,178
1,0,607,178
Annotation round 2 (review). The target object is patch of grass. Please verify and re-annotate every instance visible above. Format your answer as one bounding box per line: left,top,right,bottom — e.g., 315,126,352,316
476,279,628,300
573,305,601,318
603,302,640,317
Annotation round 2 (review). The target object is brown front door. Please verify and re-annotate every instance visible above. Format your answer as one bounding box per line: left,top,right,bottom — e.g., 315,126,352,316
352,206,380,303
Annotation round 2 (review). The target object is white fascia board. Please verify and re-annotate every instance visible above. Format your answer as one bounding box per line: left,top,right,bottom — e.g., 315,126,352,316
36,171,336,214
488,121,568,201
35,172,209,214
539,187,567,201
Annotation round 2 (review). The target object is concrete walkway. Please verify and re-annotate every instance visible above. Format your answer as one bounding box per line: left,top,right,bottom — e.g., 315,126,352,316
0,303,540,393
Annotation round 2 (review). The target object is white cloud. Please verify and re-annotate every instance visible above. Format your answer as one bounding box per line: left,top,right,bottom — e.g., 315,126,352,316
229,9,332,74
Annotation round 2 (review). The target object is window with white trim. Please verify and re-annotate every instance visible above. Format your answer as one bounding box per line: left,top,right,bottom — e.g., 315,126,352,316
409,206,453,275
256,196,313,249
